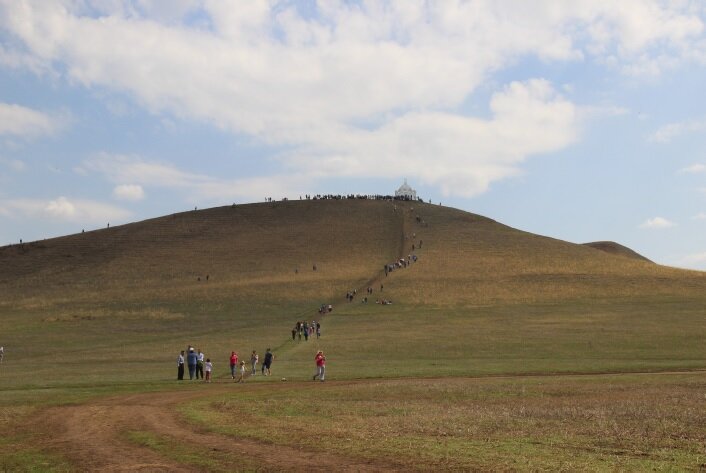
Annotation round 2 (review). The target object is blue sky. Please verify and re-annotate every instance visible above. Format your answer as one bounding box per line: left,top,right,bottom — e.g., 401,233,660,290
1,1,706,270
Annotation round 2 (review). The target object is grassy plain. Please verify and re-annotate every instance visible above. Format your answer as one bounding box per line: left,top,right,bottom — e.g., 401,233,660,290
182,374,706,471
1,199,705,470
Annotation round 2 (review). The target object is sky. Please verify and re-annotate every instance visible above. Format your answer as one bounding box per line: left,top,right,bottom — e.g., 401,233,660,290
1,1,706,270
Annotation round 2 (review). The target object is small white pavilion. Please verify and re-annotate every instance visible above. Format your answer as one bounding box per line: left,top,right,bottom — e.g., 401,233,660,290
395,179,417,200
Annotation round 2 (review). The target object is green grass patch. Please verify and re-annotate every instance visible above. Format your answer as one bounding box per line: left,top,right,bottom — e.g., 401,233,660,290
125,430,261,472
181,374,706,471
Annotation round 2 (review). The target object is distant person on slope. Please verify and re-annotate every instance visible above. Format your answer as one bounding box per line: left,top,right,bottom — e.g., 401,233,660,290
0,346,4,363
229,351,238,380
177,350,185,380
313,350,326,382
187,348,198,380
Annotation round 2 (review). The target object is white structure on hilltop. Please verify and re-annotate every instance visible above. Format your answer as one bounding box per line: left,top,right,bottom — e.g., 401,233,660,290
395,179,417,200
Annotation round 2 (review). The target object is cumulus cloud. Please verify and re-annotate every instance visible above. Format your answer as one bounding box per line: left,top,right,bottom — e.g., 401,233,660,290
693,212,706,220
0,197,131,223
0,103,67,138
2,1,705,195
639,216,676,229
113,184,145,201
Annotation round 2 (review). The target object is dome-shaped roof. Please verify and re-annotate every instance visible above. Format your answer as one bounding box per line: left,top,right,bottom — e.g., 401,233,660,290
397,179,413,192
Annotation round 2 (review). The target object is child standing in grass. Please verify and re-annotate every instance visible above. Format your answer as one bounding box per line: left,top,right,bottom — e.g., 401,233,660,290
236,360,246,382
250,350,258,375
204,358,212,383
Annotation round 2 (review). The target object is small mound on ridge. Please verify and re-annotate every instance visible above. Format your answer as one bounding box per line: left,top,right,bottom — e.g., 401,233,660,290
582,241,652,262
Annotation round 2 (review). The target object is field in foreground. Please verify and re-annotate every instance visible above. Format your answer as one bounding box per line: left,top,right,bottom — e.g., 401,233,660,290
2,374,704,471
1,199,706,470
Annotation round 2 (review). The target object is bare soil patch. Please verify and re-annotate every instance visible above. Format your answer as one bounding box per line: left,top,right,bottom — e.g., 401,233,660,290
35,385,399,472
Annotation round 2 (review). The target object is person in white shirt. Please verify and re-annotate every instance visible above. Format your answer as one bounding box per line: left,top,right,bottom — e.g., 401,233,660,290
177,350,185,380
204,358,213,383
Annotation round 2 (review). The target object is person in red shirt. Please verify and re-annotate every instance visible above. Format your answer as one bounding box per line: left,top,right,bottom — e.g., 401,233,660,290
313,350,326,382
229,351,238,380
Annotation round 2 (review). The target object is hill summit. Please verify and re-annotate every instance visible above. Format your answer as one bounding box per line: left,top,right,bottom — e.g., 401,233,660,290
1,199,704,306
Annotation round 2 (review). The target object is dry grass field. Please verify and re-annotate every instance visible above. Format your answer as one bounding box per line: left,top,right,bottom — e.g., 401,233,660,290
1,199,705,471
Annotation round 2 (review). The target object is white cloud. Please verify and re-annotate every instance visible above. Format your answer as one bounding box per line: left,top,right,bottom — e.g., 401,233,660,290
677,251,706,270
113,184,145,201
0,103,67,138
80,153,313,202
679,163,706,174
0,197,131,223
1,1,705,195
650,119,706,143
639,216,676,229
692,212,706,220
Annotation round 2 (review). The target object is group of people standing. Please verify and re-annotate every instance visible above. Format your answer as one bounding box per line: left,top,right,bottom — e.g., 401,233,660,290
178,347,277,383
178,345,325,383
177,347,212,382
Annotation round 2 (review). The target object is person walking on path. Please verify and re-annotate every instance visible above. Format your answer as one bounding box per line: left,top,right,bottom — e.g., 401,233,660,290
196,349,205,379
313,350,326,382
250,350,259,375
316,322,321,339
204,358,213,383
187,348,198,380
177,350,185,380
229,351,238,379
262,348,274,376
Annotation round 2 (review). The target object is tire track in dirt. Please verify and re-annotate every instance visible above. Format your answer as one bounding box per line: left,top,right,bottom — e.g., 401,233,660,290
36,386,401,472
35,370,706,471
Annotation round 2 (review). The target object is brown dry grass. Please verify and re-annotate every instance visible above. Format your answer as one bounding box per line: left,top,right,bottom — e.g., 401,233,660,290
2,199,705,309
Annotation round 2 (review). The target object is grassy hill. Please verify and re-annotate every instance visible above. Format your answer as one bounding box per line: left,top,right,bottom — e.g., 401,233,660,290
1,199,705,471
1,199,702,307
0,198,703,385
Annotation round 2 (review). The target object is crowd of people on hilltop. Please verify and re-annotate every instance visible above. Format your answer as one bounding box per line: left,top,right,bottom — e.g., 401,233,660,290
264,194,426,202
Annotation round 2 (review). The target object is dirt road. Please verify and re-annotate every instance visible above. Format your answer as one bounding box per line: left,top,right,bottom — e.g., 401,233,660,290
36,384,399,472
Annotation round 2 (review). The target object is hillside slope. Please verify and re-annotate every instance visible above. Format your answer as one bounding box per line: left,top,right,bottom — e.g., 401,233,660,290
582,241,652,262
372,202,706,304
1,199,704,306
